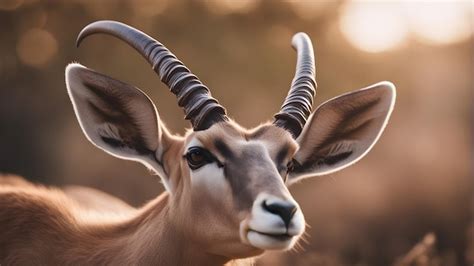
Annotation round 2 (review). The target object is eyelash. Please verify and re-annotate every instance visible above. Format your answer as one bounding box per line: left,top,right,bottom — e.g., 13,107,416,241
287,160,295,172
278,159,294,180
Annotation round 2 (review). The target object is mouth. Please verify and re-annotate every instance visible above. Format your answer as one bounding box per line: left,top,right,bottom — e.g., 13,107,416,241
245,228,297,250
248,229,293,241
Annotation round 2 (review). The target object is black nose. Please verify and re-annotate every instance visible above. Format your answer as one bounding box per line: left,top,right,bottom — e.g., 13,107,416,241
262,200,297,228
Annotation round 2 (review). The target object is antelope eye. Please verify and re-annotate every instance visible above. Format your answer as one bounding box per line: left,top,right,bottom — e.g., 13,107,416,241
185,147,215,170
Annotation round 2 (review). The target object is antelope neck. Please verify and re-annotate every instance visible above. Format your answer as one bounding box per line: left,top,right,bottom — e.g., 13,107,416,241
82,192,230,266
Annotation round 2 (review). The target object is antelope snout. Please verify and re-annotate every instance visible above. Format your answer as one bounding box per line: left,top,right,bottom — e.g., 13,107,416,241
261,199,297,228
240,193,305,250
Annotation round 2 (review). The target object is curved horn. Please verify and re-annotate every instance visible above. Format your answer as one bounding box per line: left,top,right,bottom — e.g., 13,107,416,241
76,20,227,131
274,32,316,138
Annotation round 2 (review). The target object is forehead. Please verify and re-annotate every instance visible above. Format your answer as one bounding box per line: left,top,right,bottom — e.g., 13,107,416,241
186,122,298,157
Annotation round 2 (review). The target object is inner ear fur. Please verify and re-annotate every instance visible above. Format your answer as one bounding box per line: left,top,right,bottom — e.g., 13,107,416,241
289,82,396,183
65,63,169,176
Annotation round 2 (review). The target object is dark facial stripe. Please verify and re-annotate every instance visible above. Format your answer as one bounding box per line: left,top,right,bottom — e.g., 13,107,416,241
276,144,290,167
214,139,234,159
224,151,254,210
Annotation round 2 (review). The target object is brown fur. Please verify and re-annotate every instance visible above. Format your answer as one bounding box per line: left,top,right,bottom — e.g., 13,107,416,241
0,123,294,266
0,175,255,265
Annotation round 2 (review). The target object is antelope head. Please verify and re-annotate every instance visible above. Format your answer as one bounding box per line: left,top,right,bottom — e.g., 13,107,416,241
65,21,395,258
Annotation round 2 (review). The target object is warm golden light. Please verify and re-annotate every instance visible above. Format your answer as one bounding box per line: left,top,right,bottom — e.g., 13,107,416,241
339,0,473,53
205,0,258,15
16,28,58,67
339,1,408,53
131,0,168,17
405,1,472,45
290,1,337,21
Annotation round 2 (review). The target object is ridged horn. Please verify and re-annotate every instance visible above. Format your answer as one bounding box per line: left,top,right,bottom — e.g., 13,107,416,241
76,20,228,131
274,32,316,138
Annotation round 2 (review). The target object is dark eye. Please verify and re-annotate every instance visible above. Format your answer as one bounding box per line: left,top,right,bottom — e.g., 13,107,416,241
185,147,216,170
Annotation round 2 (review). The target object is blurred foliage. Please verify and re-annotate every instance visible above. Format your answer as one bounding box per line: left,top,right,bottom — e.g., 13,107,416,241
0,0,472,265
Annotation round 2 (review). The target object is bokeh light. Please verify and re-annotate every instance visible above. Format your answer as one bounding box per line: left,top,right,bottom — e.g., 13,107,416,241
204,0,258,15
290,1,338,21
405,1,472,45
16,28,58,67
339,1,408,53
340,0,473,53
131,0,168,17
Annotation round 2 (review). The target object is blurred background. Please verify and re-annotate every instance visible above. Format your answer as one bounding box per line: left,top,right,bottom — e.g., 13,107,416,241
0,0,472,265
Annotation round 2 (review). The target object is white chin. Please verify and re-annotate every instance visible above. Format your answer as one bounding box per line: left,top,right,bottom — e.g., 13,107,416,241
247,231,296,250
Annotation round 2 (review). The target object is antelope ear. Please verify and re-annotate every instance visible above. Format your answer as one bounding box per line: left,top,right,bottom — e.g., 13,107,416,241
65,63,172,189
288,82,396,185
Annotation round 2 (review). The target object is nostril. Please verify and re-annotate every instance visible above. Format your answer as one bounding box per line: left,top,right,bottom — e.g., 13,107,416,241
262,200,297,228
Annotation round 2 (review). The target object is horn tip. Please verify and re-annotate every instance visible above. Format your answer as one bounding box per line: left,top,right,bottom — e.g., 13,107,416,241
76,25,90,48
292,32,309,38
292,32,310,42
75,35,82,48
75,20,112,48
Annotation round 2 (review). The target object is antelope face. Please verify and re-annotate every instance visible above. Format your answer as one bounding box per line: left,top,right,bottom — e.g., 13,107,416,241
66,21,396,259
181,123,304,252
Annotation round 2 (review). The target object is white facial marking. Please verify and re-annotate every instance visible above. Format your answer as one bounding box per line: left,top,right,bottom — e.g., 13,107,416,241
288,208,305,236
241,193,305,250
246,230,297,250
248,194,287,234
186,138,229,195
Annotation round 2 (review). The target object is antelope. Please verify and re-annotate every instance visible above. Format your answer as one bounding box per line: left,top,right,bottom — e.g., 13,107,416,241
0,20,396,265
